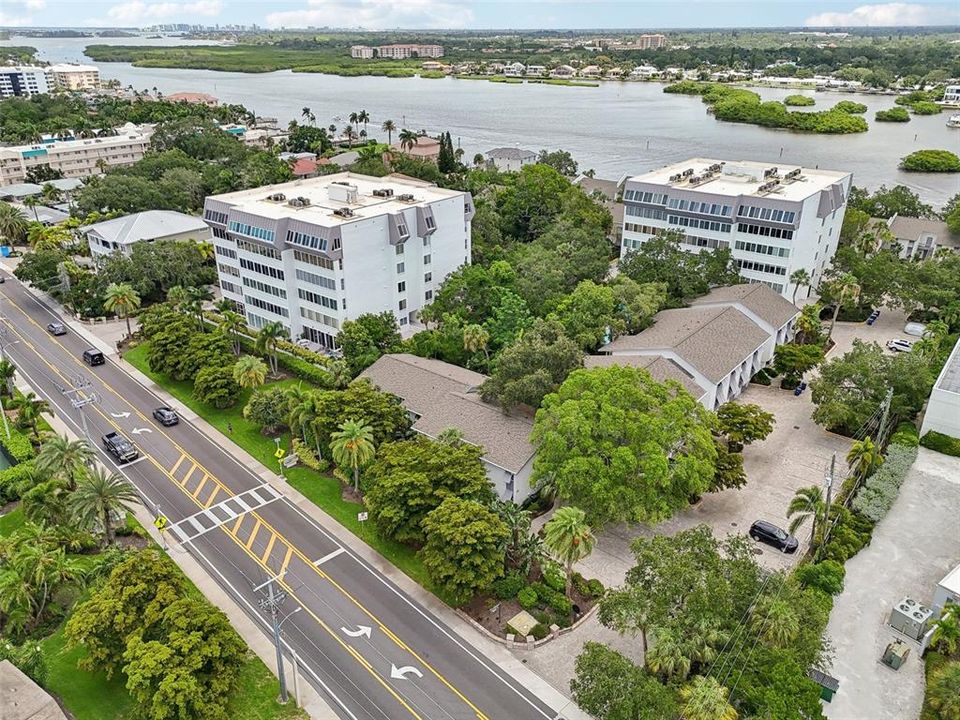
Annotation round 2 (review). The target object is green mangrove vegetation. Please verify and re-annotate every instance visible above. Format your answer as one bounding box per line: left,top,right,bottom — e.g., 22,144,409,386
875,107,911,122
900,150,960,173
784,94,816,106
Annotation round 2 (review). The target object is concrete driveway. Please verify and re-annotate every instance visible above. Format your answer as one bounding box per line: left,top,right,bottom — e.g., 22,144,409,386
824,448,960,720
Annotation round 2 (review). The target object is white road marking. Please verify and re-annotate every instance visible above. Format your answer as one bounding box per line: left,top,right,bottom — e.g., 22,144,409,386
390,664,423,681
340,625,372,639
313,547,346,566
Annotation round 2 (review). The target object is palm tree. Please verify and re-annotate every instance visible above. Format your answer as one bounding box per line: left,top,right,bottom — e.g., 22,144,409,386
330,419,376,493
328,123,337,136
342,125,357,148
927,662,960,720
0,358,16,397
287,386,323,458
349,111,359,133
646,627,691,680
794,304,822,344
846,436,883,484
301,107,312,124
358,109,370,135
256,321,286,376
27,224,69,252
325,360,351,390
36,434,93,490
40,183,62,205
166,284,189,310
789,268,811,305
22,195,39,222
463,324,490,360
398,129,418,152
786,485,827,548
233,355,268,390
930,603,960,655
473,153,485,168
543,506,595,598
70,467,139,546
184,285,213,331
220,310,246,355
751,594,801,648
103,282,141,340
0,202,29,244
679,676,738,720
196,240,215,262
826,272,860,342
11,392,50,442
381,119,396,144
925,319,950,343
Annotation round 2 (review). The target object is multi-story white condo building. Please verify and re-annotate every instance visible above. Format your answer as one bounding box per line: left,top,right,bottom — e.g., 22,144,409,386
45,64,101,91
621,158,852,298
0,124,153,186
0,66,50,98
203,173,474,348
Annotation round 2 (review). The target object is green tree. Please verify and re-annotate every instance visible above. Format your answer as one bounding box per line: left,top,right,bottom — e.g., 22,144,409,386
231,354,268,390
193,364,240,409
419,497,509,605
848,184,934,219
483,290,533,350
364,436,492,544
751,594,801,648
532,366,717,526
330,419,376,493
680,675,738,720
846,435,883,483
462,323,490,360
930,603,960,656
570,643,679,720
794,304,823,344
552,280,621,352
927,661,960,720
311,378,410,450
381,119,396,144
716,402,775,452
786,485,827,548
480,319,583,410
36,434,93,491
0,201,29,244
398,128,418,152
710,440,748,492
255,321,286,375
219,310,246,355
789,268,811,304
70,467,139,546
11,391,50,442
773,342,824,385
646,626,692,680
103,282,141,339
497,163,572,240
0,535,84,636
0,358,16,396
825,272,861,341
337,312,402,375
243,386,290,434
543,506,595,597
536,149,579,176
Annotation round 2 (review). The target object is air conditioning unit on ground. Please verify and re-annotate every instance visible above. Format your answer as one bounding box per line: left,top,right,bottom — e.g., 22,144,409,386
888,597,932,641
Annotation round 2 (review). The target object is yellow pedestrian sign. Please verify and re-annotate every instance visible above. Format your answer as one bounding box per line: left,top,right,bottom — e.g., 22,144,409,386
274,447,286,460
154,515,168,531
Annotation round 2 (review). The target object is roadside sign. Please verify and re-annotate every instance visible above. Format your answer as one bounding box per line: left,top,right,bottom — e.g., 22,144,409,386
274,447,286,459
357,512,368,522
154,515,168,531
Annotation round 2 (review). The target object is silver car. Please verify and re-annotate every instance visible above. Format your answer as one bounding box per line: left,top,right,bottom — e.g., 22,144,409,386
886,339,913,353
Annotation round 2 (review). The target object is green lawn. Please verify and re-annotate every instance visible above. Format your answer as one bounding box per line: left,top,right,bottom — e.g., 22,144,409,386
124,343,446,602
0,504,25,536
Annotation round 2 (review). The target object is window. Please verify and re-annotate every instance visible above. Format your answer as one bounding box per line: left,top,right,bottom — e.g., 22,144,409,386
395,243,404,255
295,268,336,290
667,198,732,217
332,237,341,251
396,262,405,274
236,239,281,259
299,306,339,328
239,258,284,280
423,236,431,248
243,276,286,298
220,279,240,294
424,272,432,283
212,226,228,240
424,215,435,230
396,222,408,236
667,215,732,233
214,244,237,260
229,221,275,242
286,230,327,251
243,294,289,317
399,299,407,311
423,254,431,265
297,288,338,310
425,290,433,301
399,317,408,326
218,263,240,277
293,250,334,270
737,205,796,224
736,223,794,241
397,281,406,293
626,205,668,221
624,190,668,205
735,259,787,276
204,209,227,224
734,240,791,258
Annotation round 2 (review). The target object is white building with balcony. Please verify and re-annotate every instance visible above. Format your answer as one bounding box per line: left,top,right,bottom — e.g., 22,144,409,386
0,66,49,98
46,63,101,91
203,172,474,349
621,158,852,298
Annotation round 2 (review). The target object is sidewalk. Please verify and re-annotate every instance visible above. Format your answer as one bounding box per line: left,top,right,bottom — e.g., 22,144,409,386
8,273,591,720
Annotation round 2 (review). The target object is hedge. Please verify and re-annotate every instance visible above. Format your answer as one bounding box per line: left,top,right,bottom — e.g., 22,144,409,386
875,107,910,122
851,442,918,522
0,425,36,464
0,460,36,503
890,422,920,447
920,431,960,457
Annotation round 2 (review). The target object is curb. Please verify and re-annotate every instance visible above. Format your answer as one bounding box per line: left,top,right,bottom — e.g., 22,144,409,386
456,602,600,649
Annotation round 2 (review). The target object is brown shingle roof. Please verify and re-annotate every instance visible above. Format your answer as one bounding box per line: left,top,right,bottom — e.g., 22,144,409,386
690,283,799,329
887,216,955,246
584,354,706,399
600,305,770,383
359,354,535,473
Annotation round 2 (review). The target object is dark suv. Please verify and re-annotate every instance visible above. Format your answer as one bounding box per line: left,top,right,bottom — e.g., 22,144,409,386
152,406,179,426
749,520,799,554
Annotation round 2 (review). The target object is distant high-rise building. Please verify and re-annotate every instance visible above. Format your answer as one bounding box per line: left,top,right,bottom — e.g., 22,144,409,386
0,66,49,98
46,64,101,91
638,33,667,49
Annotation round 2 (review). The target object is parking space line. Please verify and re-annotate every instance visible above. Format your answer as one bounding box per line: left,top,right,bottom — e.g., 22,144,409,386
244,519,263,550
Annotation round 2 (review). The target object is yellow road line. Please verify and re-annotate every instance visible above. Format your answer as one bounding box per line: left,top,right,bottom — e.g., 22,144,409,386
244,519,263,550
279,546,294,576
203,485,219,508
229,516,243,535
191,474,209,499
180,462,198,487
170,454,187,476
261,533,278,565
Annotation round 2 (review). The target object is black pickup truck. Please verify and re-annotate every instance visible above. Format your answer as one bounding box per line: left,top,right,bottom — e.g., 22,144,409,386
102,431,139,463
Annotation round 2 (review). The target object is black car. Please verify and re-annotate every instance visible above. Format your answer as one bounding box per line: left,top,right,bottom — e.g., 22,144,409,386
152,406,179,426
749,520,799,554
102,431,139,463
47,322,67,336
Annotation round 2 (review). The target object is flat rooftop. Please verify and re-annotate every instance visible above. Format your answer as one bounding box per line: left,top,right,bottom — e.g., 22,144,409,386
627,158,850,202
934,337,960,395
208,172,464,226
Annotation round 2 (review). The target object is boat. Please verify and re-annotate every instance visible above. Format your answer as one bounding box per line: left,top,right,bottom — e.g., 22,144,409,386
948,114,960,129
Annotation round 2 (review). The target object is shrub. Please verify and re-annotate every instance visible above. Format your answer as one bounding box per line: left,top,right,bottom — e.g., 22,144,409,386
0,459,35,502
0,426,36,463
587,578,605,598
242,386,289,433
193,364,241,409
852,443,918,522
505,623,523,637
910,101,941,115
530,623,551,640
542,563,566,593
492,573,526,600
875,107,910,122
784,94,815,106
794,560,845,595
751,369,772,386
517,586,539,610
833,100,867,114
890,422,920,447
291,438,329,472
921,431,960,457
572,572,590,597
901,150,960,173
532,581,573,615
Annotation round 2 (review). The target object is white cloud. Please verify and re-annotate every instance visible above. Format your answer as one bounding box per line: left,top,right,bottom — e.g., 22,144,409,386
24,0,47,9
98,0,224,24
0,0,44,25
265,0,473,29
805,2,956,26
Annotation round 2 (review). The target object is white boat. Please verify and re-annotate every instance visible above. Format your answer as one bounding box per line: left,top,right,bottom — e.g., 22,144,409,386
948,114,960,128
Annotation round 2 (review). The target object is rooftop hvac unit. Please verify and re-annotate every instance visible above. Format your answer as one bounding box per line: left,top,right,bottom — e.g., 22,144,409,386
266,193,286,202
708,162,723,172
881,640,910,670
682,168,695,177
668,173,682,182
764,166,779,178
327,183,358,204
372,188,395,198
287,196,311,207
333,207,354,218
888,597,932,641
397,193,415,202
688,175,702,185
785,168,802,180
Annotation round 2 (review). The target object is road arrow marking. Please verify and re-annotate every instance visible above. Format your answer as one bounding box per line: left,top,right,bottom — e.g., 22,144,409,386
340,625,372,639
390,664,423,681
131,427,152,435
110,411,130,418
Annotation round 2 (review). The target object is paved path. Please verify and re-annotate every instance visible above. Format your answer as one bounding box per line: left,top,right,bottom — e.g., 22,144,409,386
824,448,960,720
0,271,587,720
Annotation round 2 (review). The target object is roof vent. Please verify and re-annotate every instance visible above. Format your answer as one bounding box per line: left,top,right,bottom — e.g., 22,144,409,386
288,196,311,207
397,193,415,202
372,188,395,198
266,193,286,202
333,207,355,218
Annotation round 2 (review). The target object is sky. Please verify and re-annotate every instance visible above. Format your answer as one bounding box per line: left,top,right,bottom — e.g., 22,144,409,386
1,0,958,30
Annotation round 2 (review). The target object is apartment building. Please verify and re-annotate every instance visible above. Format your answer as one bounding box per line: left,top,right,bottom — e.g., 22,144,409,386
0,66,49,98
203,172,474,349
621,158,852,299
350,45,375,59
46,63,101,91
350,44,444,59
0,124,153,186
638,33,667,49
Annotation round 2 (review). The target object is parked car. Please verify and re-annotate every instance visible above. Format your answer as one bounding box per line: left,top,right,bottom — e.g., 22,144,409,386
866,309,880,326
152,406,179,426
749,520,799,553
886,339,913,353
46,322,67,336
903,322,926,337
102,431,139,463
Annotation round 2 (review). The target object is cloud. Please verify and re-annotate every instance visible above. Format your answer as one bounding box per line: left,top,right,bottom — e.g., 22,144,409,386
265,0,473,29
0,0,44,25
805,2,956,26
97,0,224,24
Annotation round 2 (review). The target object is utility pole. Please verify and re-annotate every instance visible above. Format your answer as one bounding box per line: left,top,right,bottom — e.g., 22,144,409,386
254,573,301,705
0,325,12,440
62,375,99,442
876,387,895,446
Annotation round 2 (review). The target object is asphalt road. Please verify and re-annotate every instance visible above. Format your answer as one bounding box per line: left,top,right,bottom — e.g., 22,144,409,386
0,276,555,720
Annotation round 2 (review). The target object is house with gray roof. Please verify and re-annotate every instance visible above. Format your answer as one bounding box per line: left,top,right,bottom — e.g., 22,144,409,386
485,147,537,173
597,283,798,408
875,214,959,260
81,210,211,258
359,353,537,502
